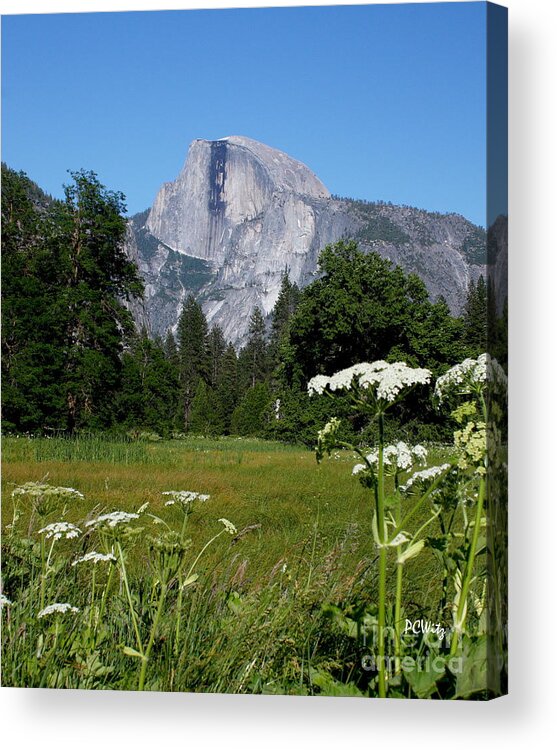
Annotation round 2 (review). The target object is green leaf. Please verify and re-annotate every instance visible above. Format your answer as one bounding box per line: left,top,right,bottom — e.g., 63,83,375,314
397,539,425,565
405,655,445,698
226,590,245,614
310,668,365,697
122,645,146,661
321,604,360,638
452,635,488,698
181,573,199,589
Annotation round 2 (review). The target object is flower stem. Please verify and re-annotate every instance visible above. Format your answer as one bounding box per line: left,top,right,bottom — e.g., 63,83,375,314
117,542,144,658
97,562,114,635
376,411,387,698
185,529,225,582
394,559,403,675
173,528,225,655
450,474,486,656
391,467,452,540
39,537,47,611
393,482,403,675
138,580,167,691
173,511,191,654
89,565,96,631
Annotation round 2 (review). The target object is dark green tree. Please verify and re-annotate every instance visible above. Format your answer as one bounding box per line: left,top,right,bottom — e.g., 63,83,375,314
268,272,301,371
284,241,465,384
52,170,143,430
1,166,143,431
163,330,180,368
238,306,268,391
189,378,224,435
206,325,226,388
176,295,209,429
463,275,488,354
115,328,180,434
1,165,66,430
231,382,272,436
216,343,239,433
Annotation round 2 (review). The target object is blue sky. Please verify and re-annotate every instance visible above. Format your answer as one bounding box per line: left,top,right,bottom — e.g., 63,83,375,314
2,3,489,225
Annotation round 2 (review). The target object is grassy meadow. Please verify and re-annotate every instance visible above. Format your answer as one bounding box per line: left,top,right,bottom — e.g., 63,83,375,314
1,434,454,694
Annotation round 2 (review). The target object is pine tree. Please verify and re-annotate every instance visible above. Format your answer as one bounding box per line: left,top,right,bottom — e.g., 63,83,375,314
231,382,272,436
1,165,67,429
216,343,239,433
2,166,144,431
206,325,226,388
238,306,268,392
189,378,224,435
163,330,180,367
268,272,300,370
115,329,180,435
463,275,488,354
55,170,144,430
176,295,208,430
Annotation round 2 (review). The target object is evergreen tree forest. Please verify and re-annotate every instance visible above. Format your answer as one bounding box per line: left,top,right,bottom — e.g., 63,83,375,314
1,165,498,444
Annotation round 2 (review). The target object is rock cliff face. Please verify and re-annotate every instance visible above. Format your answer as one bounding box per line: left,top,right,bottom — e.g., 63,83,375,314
126,136,490,345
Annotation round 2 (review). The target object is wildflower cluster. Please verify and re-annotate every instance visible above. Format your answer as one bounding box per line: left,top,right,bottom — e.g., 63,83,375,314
85,511,139,529
162,491,210,508
454,421,487,474
38,602,79,618
316,417,342,462
1,594,13,609
352,441,428,477
12,482,84,500
308,361,431,405
399,464,451,493
218,518,237,535
434,353,507,404
71,551,116,567
38,521,81,541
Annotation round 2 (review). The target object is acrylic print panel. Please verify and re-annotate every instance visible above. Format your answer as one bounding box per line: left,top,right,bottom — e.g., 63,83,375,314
1,1,507,699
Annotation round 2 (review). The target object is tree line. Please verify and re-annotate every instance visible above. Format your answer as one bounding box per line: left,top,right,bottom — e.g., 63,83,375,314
1,165,500,443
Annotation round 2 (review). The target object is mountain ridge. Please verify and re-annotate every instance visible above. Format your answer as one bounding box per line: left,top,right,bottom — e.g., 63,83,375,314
125,136,490,344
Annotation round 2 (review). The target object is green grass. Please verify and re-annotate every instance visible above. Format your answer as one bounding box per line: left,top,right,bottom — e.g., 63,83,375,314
1,434,460,695
2,435,452,590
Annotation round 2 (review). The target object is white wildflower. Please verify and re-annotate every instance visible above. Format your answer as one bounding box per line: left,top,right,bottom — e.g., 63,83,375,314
361,442,423,472
162,491,210,507
308,361,431,403
38,602,79,618
316,417,342,460
434,353,507,403
317,418,341,443
329,363,383,391
307,374,334,395
1,594,13,608
85,511,139,529
365,449,379,466
352,463,366,475
218,518,237,535
38,521,81,541
12,482,84,500
136,502,150,514
71,551,116,567
412,444,428,463
400,464,451,493
359,362,431,402
393,442,413,470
